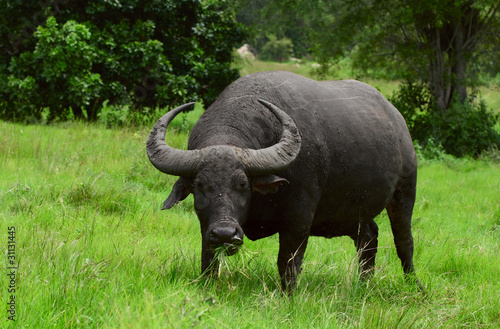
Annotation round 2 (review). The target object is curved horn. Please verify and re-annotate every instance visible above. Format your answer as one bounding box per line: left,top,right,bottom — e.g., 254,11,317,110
147,99,301,177
236,99,301,176
146,102,202,176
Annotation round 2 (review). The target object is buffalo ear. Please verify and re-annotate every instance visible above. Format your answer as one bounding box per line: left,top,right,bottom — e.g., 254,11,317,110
162,177,193,210
252,175,289,195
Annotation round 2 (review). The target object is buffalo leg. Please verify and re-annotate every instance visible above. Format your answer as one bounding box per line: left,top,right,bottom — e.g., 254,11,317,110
201,247,218,276
277,230,309,293
386,181,419,284
352,219,379,278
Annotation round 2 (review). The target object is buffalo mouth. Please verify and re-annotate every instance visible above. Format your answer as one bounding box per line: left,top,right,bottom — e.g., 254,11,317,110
210,238,243,256
207,223,244,256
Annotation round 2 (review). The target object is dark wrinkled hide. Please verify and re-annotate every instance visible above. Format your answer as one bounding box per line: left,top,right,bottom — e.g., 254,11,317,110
150,71,418,292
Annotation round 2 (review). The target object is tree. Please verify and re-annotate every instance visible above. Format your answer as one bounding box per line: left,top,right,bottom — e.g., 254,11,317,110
0,0,246,121
313,0,500,112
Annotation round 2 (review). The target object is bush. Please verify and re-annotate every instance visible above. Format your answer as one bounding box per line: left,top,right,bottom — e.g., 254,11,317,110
391,80,500,157
413,137,449,161
1,18,103,121
259,35,294,62
438,96,500,157
0,0,246,122
97,100,167,128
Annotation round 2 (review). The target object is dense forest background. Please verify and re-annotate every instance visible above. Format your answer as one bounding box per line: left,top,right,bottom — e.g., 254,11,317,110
0,0,499,156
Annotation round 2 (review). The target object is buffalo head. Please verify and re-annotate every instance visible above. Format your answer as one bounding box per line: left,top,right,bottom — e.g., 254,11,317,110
146,99,301,274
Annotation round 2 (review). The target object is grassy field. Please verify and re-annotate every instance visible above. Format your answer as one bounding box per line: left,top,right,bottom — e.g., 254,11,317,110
1,112,499,328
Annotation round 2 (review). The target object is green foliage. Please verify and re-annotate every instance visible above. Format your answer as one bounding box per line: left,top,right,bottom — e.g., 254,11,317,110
97,100,204,129
97,100,132,128
2,17,103,121
0,0,246,122
309,0,500,111
439,97,500,157
413,138,450,162
259,34,294,62
235,0,320,58
391,80,500,157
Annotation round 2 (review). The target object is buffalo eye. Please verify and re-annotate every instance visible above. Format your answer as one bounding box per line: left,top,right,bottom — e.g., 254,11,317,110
193,178,208,192
234,172,249,191
193,178,210,210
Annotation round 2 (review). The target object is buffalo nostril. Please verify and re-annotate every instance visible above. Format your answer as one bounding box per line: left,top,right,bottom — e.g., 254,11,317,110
209,232,218,243
231,235,243,245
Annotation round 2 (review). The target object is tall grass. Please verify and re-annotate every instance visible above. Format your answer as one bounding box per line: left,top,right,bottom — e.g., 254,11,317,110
1,117,499,328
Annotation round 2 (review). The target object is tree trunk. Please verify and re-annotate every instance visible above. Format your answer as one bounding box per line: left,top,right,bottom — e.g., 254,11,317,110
452,29,468,102
427,27,452,111
421,1,486,111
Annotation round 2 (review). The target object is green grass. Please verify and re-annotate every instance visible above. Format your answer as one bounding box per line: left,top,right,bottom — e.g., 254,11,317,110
1,118,499,328
479,85,500,113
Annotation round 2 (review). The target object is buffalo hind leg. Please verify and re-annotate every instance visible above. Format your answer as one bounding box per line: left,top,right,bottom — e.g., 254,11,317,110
351,219,379,279
277,230,309,293
386,181,421,288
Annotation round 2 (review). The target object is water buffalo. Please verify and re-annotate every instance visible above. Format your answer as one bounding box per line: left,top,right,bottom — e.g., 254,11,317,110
147,71,418,291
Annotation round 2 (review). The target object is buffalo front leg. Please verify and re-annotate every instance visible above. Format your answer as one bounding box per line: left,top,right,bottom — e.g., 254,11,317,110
277,230,309,293
201,246,219,276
